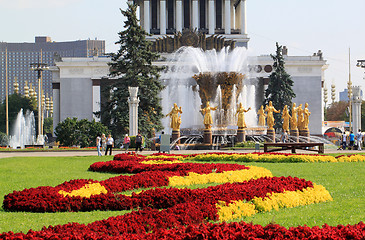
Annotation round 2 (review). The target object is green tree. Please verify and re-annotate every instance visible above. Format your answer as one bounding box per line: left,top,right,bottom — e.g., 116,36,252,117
0,94,37,133
43,117,53,134
325,101,349,122
99,3,164,138
55,118,109,147
264,42,296,129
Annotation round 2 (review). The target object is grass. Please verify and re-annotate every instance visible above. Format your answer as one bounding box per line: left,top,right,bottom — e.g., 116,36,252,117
0,156,364,234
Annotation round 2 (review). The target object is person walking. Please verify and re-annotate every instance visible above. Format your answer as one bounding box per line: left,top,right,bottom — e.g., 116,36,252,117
135,132,143,153
101,134,107,154
123,134,131,153
280,131,288,143
356,129,363,151
349,131,355,150
105,134,114,155
341,132,347,150
96,134,102,156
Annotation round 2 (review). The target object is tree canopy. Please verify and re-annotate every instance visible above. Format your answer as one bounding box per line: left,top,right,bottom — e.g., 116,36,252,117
99,3,164,138
55,117,109,147
264,42,296,129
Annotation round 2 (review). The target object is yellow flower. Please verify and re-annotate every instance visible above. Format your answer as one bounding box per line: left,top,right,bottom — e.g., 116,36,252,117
252,184,333,212
216,200,257,222
58,182,108,198
168,166,273,187
140,159,183,164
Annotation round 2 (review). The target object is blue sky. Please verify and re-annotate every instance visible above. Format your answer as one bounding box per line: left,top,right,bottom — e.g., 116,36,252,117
1,0,364,98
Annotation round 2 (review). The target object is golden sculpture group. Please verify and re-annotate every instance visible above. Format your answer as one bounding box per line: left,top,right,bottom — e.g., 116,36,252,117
166,101,310,141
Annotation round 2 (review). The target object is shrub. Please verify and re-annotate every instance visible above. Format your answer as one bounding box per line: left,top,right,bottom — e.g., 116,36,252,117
55,118,110,147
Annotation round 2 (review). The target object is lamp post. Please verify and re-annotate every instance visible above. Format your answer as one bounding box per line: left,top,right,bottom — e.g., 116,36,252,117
347,80,353,131
323,85,328,109
331,84,336,104
30,62,49,143
356,60,365,78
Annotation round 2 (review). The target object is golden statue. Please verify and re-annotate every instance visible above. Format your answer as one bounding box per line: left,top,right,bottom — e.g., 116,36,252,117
236,103,251,128
257,105,266,126
303,103,311,130
282,105,291,132
265,101,280,130
290,103,298,130
297,104,304,130
201,101,217,129
166,103,183,130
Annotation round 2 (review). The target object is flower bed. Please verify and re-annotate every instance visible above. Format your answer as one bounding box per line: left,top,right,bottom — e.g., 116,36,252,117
144,152,365,163
1,152,347,238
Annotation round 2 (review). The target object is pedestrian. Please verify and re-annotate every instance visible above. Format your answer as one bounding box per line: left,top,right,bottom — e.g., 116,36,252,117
356,129,363,151
96,134,102,156
341,131,347,150
135,132,143,153
101,133,106,154
158,131,164,153
105,134,114,155
280,131,288,143
349,131,355,150
123,134,131,153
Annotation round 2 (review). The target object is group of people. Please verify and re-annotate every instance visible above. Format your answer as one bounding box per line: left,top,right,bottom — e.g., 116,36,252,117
340,129,363,150
95,132,144,156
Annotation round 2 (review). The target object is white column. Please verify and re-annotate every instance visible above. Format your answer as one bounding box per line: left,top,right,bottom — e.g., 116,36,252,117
128,87,140,136
230,0,234,30
352,86,362,133
52,87,60,135
240,0,247,34
144,0,150,34
192,0,199,30
176,0,182,32
140,3,144,27
208,0,215,34
224,0,231,34
92,85,100,122
160,0,166,34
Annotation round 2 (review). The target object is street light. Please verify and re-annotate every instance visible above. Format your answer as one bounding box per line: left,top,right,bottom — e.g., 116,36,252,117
356,60,365,79
30,62,49,143
347,80,353,131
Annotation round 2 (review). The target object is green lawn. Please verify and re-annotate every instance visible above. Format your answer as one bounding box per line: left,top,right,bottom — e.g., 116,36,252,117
0,156,364,234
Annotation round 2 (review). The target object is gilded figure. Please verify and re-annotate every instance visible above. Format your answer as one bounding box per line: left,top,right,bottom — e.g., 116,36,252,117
297,104,304,130
166,103,183,130
265,101,280,130
236,103,251,128
257,105,266,126
282,105,291,132
303,103,311,130
201,101,217,129
290,103,298,130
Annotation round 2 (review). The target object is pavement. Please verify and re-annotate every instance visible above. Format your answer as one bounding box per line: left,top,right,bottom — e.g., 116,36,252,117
0,147,361,159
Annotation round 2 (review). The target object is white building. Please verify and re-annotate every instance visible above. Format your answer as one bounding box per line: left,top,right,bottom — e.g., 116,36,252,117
51,0,327,135
50,56,109,129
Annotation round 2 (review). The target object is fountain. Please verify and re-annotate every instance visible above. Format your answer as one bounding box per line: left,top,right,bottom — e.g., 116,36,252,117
9,109,37,149
160,46,262,149
161,46,258,131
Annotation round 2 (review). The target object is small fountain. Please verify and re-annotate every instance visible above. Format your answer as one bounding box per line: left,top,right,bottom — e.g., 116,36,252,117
9,109,36,149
